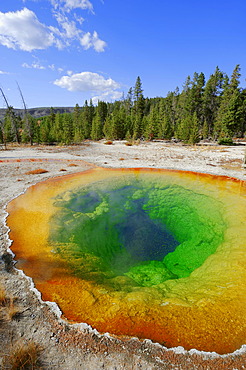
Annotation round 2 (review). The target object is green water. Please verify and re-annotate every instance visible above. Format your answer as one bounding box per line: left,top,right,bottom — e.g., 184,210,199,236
50,175,226,287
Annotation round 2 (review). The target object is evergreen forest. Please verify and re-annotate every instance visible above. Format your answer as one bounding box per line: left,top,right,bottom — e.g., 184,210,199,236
1,65,246,147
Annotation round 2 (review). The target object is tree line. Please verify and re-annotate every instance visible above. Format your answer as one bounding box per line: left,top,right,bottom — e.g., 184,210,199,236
1,65,246,147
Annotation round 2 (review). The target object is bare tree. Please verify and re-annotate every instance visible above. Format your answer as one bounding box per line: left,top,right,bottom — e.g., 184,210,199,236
0,87,20,144
16,82,33,145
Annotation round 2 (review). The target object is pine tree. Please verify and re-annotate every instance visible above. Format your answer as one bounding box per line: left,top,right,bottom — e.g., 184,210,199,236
202,120,209,139
134,76,144,102
52,113,63,143
240,89,246,137
97,101,108,125
80,100,93,138
40,117,52,143
202,66,224,137
131,77,145,139
176,115,192,142
73,103,83,142
103,114,113,139
133,76,145,118
21,114,34,144
133,114,143,139
125,87,133,114
124,116,133,138
165,90,179,134
189,112,200,144
159,100,173,139
0,119,7,149
144,106,159,140
5,106,20,143
215,65,243,139
33,119,41,144
91,111,103,140
63,113,74,144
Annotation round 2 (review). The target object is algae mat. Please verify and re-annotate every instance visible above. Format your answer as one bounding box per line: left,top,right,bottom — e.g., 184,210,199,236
7,168,246,354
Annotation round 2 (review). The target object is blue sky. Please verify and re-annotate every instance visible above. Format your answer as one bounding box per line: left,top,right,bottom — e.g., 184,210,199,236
0,0,246,108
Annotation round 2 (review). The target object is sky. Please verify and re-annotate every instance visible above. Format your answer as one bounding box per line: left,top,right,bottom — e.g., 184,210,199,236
0,0,246,108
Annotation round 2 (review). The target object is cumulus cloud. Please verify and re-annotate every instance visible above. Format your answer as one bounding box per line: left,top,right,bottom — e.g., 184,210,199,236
0,6,106,53
55,71,122,103
92,91,123,105
80,31,106,52
54,72,120,97
0,2,107,53
0,8,58,51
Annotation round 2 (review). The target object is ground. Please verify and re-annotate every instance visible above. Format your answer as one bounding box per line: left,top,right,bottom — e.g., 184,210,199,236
0,140,246,369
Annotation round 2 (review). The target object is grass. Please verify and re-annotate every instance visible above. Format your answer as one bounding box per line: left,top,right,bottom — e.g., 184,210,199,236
5,341,42,369
0,284,21,321
0,285,7,306
5,297,22,321
0,283,42,368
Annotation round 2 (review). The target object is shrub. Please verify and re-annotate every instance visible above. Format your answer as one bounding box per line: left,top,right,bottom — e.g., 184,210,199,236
218,137,233,145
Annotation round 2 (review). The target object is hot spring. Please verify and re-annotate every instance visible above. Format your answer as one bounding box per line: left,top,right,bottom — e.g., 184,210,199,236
7,168,246,354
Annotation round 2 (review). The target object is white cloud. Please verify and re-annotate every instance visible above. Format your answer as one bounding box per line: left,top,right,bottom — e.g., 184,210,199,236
53,11,80,39
0,70,9,74
48,64,56,70
0,4,107,53
80,31,106,52
0,8,57,51
92,91,123,105
22,61,46,69
53,10,106,52
51,0,94,13
55,71,122,103
22,59,66,73
74,14,84,25
54,72,120,94
63,0,94,12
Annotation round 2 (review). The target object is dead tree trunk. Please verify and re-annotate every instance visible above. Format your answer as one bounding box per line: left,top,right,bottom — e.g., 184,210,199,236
16,82,33,145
